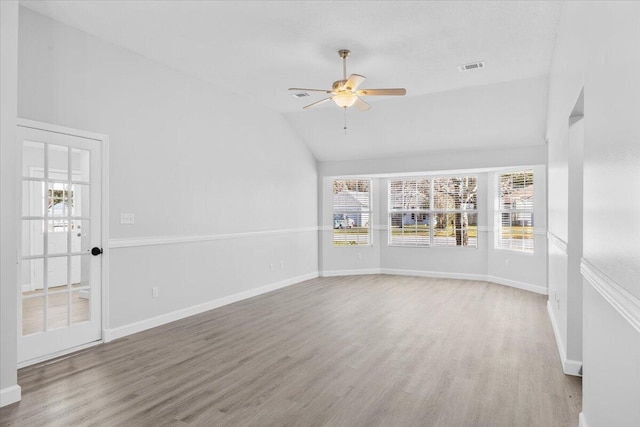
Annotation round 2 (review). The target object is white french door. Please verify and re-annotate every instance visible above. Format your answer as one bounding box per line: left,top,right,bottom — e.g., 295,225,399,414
18,124,103,364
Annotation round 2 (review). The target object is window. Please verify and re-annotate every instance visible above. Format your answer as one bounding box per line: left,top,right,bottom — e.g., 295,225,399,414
333,179,371,246
47,184,74,233
497,170,534,252
389,179,430,246
389,176,477,247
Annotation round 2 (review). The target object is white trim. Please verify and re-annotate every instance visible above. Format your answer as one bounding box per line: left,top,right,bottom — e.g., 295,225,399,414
382,268,486,282
320,268,547,295
21,284,31,293
321,268,381,277
547,231,568,254
105,272,319,342
109,227,318,249
17,339,102,369
101,134,110,343
581,258,640,333
485,275,547,295
547,301,582,376
17,118,106,141
578,412,588,427
0,385,21,408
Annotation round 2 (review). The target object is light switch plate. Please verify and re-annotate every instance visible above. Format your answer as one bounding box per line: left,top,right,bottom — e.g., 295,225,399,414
120,213,135,224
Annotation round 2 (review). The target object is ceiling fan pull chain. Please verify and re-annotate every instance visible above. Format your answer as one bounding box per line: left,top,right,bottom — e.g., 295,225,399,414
344,107,348,134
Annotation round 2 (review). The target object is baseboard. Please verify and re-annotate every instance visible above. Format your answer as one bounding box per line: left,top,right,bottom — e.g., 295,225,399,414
563,359,582,376
381,268,486,282
377,268,547,295
486,275,547,295
105,271,319,342
320,268,381,277
0,385,21,407
21,284,31,292
579,412,588,427
547,300,582,377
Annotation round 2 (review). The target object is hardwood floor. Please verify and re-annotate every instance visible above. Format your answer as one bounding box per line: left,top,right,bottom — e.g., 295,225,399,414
0,275,581,426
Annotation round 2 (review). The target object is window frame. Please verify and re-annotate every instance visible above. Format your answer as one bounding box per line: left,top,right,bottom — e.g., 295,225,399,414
388,175,478,248
495,169,535,253
332,178,373,247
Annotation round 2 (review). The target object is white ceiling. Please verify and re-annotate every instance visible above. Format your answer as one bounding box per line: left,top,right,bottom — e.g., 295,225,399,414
21,0,562,161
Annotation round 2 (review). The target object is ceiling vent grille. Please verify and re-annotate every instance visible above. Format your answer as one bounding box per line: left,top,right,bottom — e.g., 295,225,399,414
291,92,310,98
458,61,485,72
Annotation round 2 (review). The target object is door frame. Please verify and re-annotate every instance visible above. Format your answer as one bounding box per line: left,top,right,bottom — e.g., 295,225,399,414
16,118,110,367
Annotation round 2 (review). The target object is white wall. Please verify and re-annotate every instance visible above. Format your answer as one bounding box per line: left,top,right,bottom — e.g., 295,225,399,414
319,146,548,295
17,8,318,331
566,117,584,364
547,2,640,426
0,0,21,407
546,25,586,372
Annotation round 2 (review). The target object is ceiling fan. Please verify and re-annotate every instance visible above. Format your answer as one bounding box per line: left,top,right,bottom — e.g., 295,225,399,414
289,49,407,111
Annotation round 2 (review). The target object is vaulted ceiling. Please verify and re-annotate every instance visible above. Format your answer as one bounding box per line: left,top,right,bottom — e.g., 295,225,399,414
21,1,562,161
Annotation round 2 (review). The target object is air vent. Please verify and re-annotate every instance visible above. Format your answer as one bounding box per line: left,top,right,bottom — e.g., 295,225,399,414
458,61,485,72
291,92,310,98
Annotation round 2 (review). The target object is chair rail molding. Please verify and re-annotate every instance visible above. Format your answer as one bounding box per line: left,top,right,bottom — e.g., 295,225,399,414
547,231,568,254
109,227,319,249
581,258,640,333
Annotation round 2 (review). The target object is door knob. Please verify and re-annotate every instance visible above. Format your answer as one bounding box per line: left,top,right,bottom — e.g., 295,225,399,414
91,247,103,256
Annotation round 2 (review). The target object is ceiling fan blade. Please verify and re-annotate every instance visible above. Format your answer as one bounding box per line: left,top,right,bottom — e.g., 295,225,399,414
303,97,333,110
354,97,371,111
289,87,333,93
343,74,366,91
356,88,407,96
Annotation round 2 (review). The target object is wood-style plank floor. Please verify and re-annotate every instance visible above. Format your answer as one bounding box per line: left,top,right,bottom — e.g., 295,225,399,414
0,275,581,427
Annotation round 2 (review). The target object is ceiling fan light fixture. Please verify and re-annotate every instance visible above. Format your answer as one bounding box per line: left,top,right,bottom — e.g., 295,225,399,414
290,49,406,114
333,93,358,108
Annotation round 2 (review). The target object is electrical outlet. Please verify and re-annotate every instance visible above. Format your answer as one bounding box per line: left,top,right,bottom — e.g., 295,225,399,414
505,259,510,267
120,213,135,224
152,287,159,298
270,263,274,271
357,253,362,260
280,261,284,269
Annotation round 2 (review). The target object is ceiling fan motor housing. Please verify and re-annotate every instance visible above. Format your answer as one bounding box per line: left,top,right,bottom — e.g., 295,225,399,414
333,80,348,91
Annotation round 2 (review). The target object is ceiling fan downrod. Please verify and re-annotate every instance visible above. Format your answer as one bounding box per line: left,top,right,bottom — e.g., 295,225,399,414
339,49,350,81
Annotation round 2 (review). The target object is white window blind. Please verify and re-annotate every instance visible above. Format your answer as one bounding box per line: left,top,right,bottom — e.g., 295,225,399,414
389,179,430,246
333,179,371,246
389,176,477,247
496,170,534,252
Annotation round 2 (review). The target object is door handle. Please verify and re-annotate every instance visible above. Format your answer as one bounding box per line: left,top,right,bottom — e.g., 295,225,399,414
91,247,103,256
